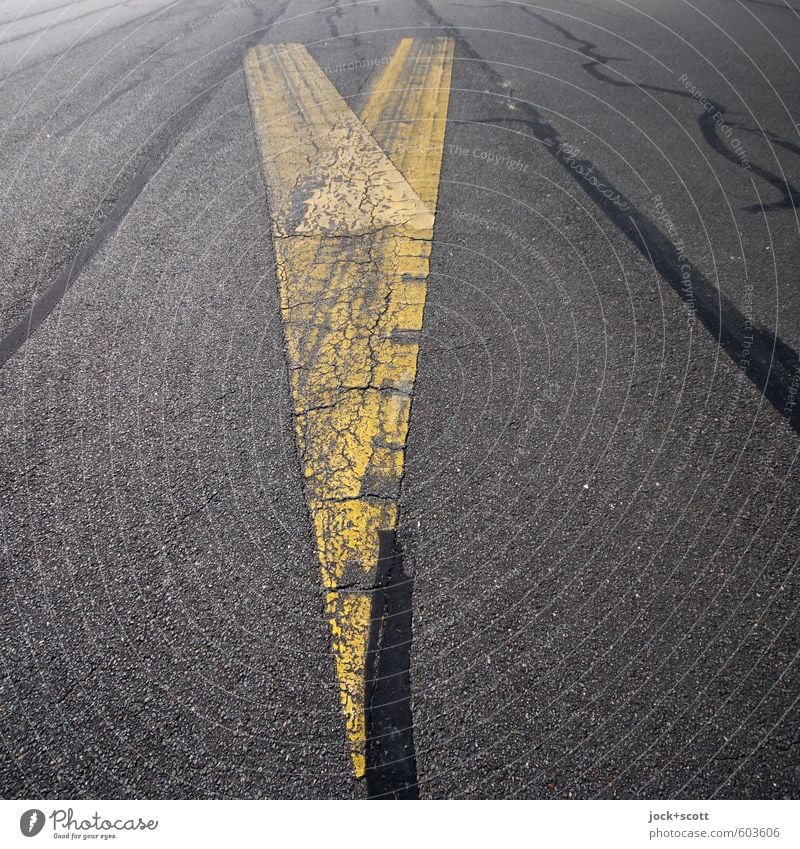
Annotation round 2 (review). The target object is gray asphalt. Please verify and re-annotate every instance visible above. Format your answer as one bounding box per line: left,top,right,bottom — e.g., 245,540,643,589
1,0,798,799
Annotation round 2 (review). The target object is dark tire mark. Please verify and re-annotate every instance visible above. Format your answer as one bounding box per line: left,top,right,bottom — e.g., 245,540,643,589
0,85,215,369
0,0,189,83
323,0,342,38
0,0,132,48
413,0,800,434
0,0,84,27
54,75,149,137
518,7,800,213
0,0,291,368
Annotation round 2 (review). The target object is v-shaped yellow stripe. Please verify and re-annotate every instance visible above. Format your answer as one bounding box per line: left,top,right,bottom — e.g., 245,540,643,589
244,37,454,778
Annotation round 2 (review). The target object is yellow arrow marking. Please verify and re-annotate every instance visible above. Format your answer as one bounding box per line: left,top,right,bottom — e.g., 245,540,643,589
244,38,453,779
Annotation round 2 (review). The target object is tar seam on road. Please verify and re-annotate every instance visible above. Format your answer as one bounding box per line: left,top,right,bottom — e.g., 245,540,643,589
365,530,419,800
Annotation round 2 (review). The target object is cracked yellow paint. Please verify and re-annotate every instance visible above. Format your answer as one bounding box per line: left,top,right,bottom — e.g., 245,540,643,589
244,37,453,779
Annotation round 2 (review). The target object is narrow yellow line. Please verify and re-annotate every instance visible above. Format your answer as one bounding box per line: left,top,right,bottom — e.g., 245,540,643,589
244,38,453,780
359,37,455,211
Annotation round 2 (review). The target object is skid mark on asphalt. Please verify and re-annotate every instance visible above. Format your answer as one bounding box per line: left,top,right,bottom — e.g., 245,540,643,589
0,80,217,370
244,37,453,779
412,0,800,434
0,0,292,366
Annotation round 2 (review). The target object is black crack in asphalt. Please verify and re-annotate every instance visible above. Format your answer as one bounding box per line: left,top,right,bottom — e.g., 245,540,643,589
412,0,800,435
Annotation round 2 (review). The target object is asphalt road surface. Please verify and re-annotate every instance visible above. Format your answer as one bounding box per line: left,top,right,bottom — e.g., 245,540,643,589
1,0,799,800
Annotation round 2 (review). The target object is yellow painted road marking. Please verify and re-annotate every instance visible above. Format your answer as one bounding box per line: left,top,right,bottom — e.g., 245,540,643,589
244,38,453,779
359,37,454,210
